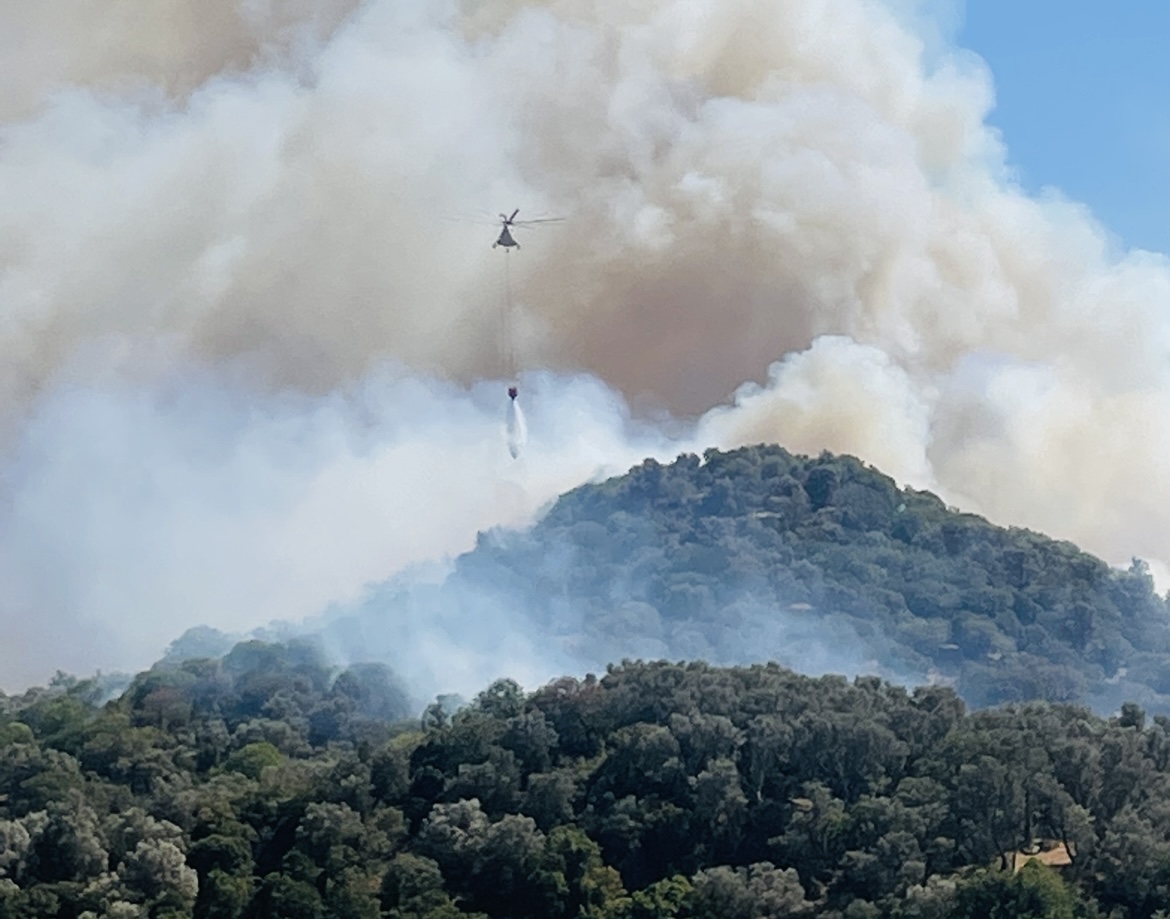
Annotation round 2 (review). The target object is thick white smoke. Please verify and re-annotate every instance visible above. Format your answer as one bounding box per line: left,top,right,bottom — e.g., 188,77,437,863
2,0,1168,687
0,366,659,687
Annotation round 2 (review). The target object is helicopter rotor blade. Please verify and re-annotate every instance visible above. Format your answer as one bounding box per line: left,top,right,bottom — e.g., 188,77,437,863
442,215,501,228
509,208,520,222
512,217,566,227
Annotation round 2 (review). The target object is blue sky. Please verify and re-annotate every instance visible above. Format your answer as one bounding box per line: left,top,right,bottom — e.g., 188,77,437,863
956,1,1170,255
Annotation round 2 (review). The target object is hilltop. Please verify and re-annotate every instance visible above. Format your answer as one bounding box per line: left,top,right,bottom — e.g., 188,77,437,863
324,444,1170,713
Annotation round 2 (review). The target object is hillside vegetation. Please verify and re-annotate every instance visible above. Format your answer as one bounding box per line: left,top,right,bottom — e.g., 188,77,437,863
5,649,1170,918
426,445,1170,712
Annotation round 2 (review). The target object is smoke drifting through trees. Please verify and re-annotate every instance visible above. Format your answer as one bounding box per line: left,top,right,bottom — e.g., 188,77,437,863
2,0,1170,685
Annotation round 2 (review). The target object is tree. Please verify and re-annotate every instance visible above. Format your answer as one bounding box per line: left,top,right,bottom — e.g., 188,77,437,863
688,863,813,919
25,795,108,884
521,770,578,831
952,863,1078,919
118,838,199,908
379,853,448,916
473,680,525,721
629,876,691,919
245,875,324,919
692,758,748,860
195,869,253,919
544,826,630,919
222,743,283,781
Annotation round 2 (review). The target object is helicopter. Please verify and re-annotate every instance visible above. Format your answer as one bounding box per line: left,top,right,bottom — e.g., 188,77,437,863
488,207,563,422
493,208,563,250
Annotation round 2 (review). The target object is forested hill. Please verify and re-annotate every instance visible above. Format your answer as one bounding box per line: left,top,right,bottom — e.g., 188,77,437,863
351,444,1170,713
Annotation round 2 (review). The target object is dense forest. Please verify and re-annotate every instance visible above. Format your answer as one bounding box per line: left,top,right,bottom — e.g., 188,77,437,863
10,444,1170,917
323,444,1170,713
7,645,1170,918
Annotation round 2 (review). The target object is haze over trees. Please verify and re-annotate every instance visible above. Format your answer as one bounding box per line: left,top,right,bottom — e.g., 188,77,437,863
327,445,1170,714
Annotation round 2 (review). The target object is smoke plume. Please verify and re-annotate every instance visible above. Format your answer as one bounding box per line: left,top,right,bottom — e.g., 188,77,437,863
2,0,1169,688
